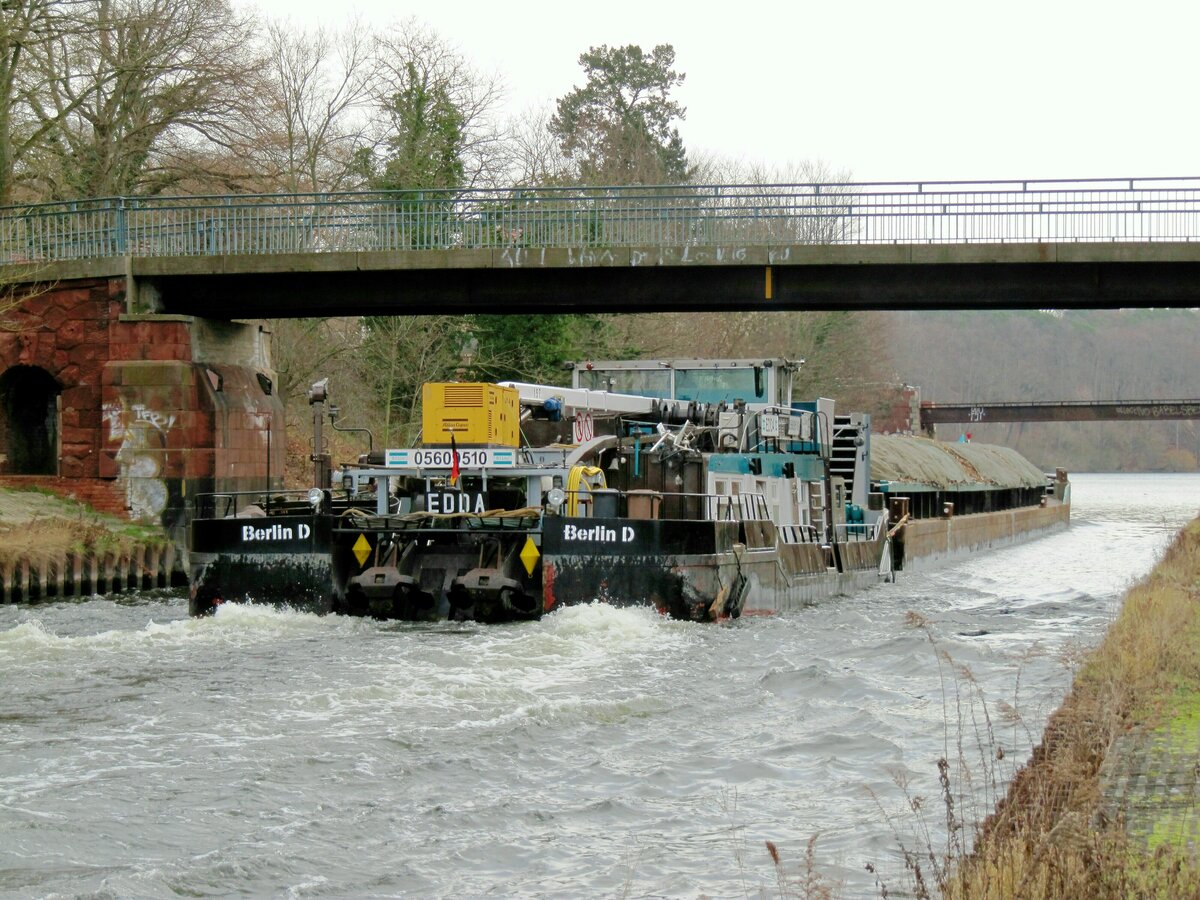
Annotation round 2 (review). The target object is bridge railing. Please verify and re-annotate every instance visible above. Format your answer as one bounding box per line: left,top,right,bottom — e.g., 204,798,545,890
2,177,1199,262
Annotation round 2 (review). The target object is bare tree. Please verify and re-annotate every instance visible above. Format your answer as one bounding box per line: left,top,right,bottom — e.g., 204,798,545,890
0,0,45,200
356,314,463,446
239,18,379,194
506,104,574,186
368,19,509,190
0,0,97,202
0,264,58,332
18,0,260,199
691,156,859,244
268,317,361,420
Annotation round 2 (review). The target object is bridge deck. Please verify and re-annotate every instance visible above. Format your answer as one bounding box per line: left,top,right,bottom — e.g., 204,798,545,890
4,178,1200,314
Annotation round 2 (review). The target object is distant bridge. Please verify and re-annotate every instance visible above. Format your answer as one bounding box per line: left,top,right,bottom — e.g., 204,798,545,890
919,400,1200,436
4,177,1200,315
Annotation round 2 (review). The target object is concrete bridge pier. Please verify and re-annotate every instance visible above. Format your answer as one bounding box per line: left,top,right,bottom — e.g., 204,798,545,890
0,276,285,566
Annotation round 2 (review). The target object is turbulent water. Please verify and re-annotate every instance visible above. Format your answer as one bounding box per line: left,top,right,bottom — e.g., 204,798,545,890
1,473,1197,898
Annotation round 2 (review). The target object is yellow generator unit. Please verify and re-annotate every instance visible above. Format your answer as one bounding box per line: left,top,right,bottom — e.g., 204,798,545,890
422,383,519,447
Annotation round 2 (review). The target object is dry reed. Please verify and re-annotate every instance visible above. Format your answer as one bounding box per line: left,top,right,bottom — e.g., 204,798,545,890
917,516,1200,898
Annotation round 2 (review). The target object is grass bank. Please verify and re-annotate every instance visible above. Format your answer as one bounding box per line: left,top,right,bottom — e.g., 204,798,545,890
0,485,167,569
943,515,1200,897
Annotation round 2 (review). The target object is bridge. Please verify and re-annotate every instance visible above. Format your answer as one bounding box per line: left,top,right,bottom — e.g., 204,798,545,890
919,400,1200,437
5,177,1200,314
1,176,1197,555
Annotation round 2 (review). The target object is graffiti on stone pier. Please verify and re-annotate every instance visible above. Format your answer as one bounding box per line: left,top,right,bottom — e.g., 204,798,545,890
103,398,176,521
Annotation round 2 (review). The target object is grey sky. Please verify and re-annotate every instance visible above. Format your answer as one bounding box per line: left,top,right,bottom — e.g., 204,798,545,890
241,0,1199,184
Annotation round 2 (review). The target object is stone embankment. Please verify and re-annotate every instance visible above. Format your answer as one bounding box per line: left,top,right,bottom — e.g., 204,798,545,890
0,480,180,603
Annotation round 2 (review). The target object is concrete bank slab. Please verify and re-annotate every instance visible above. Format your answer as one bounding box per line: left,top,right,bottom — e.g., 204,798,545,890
1098,689,1200,856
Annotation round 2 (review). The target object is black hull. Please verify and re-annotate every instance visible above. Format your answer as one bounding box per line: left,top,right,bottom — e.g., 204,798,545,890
189,551,335,616
189,513,335,616
189,512,890,623
539,517,889,620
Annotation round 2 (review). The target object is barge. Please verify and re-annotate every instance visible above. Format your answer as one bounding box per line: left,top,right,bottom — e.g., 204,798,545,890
872,434,1071,570
188,358,1068,622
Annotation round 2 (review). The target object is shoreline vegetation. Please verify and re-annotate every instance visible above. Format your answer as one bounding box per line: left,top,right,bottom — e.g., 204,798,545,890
0,486,174,601
895,515,1200,898
0,485,168,565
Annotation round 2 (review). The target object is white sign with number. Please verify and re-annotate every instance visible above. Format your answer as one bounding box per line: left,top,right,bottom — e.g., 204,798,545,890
385,448,516,468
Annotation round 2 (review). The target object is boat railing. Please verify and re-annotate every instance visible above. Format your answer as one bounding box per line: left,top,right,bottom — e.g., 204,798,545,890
563,487,787,524
194,487,362,519
200,484,827,530
566,483,885,547
708,492,772,521
832,517,885,543
778,523,822,544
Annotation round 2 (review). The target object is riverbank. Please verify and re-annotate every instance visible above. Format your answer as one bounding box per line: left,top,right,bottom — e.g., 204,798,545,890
949,514,1200,897
0,484,176,601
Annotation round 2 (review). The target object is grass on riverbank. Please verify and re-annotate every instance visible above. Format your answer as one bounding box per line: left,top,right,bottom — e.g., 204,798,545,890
938,515,1200,898
0,486,167,567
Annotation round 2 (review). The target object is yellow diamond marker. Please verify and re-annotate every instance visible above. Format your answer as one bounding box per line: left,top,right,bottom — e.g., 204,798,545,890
352,533,372,568
520,536,540,575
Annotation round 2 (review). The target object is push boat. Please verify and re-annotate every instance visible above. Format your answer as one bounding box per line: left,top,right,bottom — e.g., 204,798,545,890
188,358,1069,622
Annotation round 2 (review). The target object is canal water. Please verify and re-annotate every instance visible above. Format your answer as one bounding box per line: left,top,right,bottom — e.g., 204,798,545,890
1,473,1197,898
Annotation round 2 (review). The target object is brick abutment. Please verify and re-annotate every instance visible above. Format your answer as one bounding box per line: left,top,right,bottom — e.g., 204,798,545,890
0,276,285,566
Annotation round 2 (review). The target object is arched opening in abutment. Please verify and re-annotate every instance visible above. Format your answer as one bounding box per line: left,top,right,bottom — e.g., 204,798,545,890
0,365,62,474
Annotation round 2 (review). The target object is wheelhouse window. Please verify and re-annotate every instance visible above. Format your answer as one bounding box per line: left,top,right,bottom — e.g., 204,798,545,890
675,367,768,404
577,368,671,399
